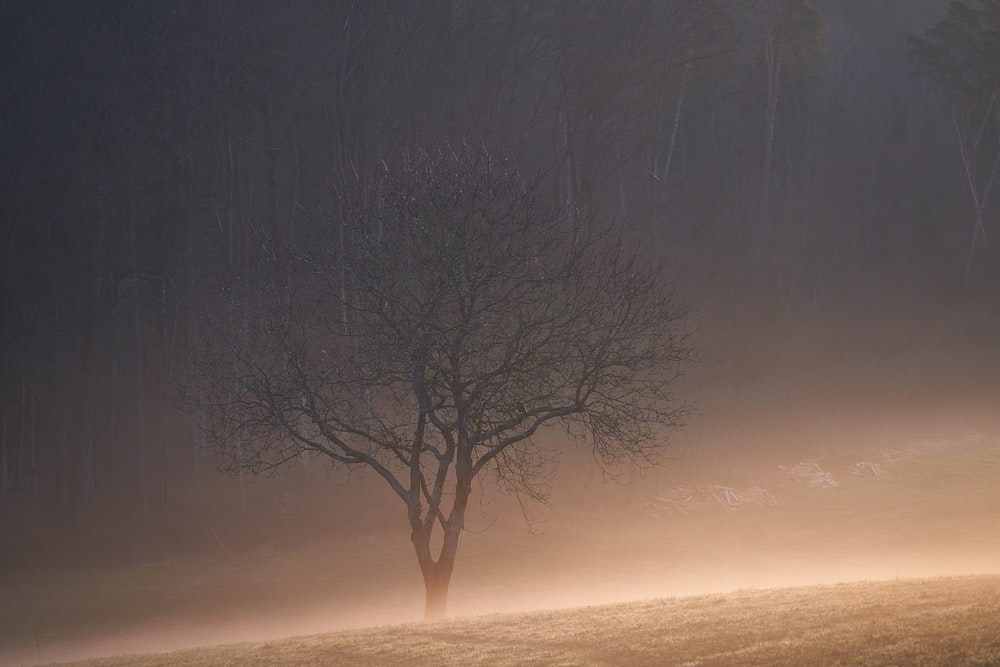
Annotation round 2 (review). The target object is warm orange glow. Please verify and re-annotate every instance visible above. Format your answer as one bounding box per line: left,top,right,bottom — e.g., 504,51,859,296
7,428,998,666
4,298,999,666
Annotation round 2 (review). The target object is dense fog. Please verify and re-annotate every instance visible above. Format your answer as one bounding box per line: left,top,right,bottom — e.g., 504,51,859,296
2,1,1000,662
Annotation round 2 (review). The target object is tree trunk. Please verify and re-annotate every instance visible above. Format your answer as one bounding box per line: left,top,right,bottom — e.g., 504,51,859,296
259,94,286,293
51,265,71,512
656,58,690,190
1,411,7,508
73,219,105,528
109,337,120,490
560,108,579,223
964,208,984,286
25,378,37,516
423,453,473,620
423,570,451,621
129,195,150,521
409,464,470,621
421,526,462,621
952,97,1000,287
761,32,783,243
1,346,7,506
133,289,149,521
158,275,171,515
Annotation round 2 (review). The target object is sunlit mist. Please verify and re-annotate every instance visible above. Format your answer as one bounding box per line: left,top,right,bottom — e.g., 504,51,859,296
3,1,1000,665
3,290,999,665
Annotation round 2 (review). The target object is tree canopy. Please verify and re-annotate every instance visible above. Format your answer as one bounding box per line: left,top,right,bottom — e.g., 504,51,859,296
908,0,1000,96
191,146,693,618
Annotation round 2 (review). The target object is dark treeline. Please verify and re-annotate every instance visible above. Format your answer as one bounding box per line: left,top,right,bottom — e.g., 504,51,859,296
0,0,990,564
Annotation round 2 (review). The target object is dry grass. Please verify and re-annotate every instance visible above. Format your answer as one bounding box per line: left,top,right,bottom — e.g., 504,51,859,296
3,433,998,666
55,574,1000,666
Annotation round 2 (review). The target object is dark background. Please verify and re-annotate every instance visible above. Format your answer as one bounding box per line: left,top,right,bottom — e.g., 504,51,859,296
1,0,997,568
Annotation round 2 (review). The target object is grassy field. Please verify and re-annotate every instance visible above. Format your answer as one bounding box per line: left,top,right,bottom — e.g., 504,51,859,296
50,575,1000,666
5,263,999,665
5,244,1000,666
3,427,998,666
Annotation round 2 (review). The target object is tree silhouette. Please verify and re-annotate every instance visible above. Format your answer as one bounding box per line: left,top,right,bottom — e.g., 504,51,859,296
190,146,692,619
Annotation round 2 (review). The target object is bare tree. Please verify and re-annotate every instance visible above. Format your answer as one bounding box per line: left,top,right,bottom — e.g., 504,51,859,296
742,0,826,241
909,0,1000,285
194,145,692,620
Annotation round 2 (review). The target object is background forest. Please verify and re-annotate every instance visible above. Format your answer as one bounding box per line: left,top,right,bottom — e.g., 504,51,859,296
1,0,996,567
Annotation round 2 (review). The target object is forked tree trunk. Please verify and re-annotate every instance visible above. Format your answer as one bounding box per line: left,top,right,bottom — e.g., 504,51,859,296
952,96,1000,287
418,525,462,621
410,459,472,621
423,550,454,619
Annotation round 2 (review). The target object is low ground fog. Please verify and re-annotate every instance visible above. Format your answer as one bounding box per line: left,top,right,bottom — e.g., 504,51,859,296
3,274,999,665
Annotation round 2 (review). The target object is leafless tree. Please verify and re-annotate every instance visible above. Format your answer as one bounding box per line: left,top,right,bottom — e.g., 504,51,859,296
191,145,693,620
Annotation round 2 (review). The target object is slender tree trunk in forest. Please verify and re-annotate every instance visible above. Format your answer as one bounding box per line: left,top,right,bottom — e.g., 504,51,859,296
223,126,239,275
288,114,301,250
12,336,25,497
965,208,987,285
616,142,628,218
25,379,37,517
183,178,204,531
57,345,74,512
129,196,150,521
259,95,286,294
158,276,170,514
560,109,579,223
186,312,204,534
911,3,1000,287
13,409,20,496
339,218,350,337
952,97,1000,286
74,187,107,526
80,391,98,526
71,349,96,528
133,294,149,521
761,28,784,243
1,347,7,507
109,338,120,487
227,121,253,511
1,411,7,508
656,58,690,190
47,219,73,513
